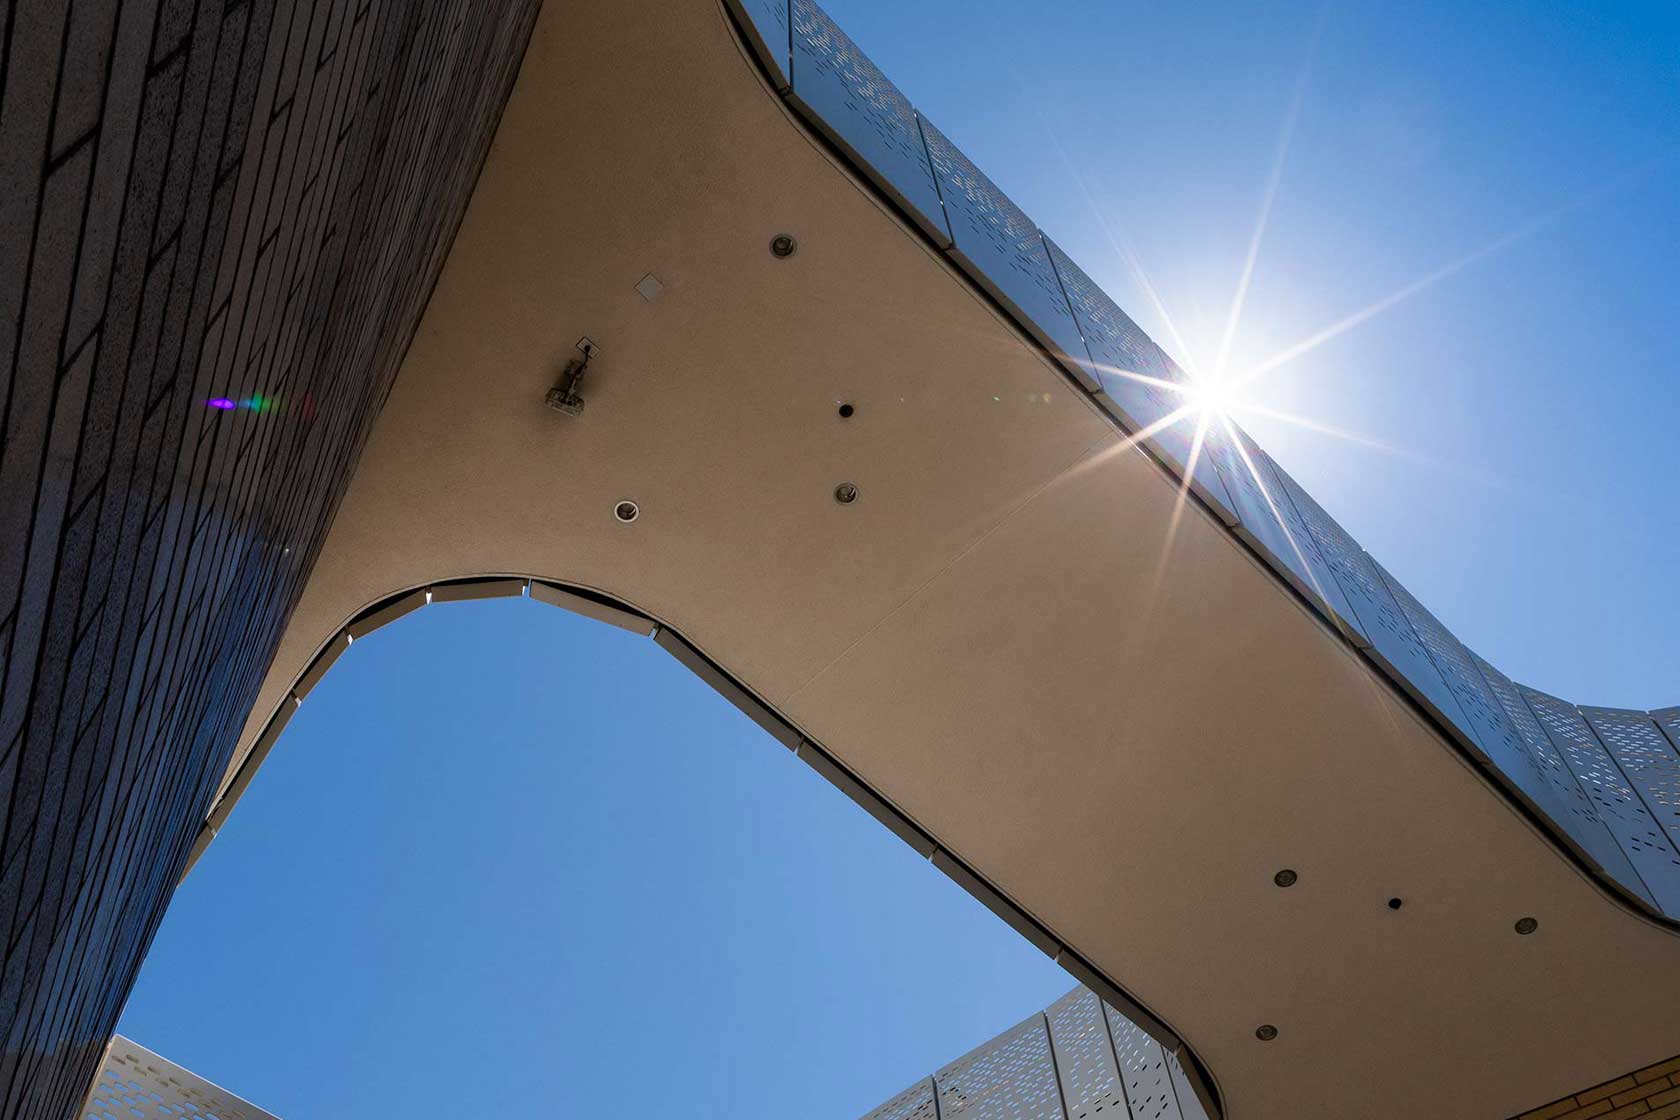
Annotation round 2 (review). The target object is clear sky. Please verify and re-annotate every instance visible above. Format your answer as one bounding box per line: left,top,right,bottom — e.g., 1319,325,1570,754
117,2,1678,1117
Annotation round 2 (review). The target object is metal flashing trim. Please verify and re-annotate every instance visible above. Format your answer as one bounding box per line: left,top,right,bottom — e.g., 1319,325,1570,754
931,848,1062,959
428,577,529,603
210,696,299,833
1054,947,1176,1050
193,571,1214,1115
1168,1049,1216,1120
653,626,803,750
795,740,938,856
347,588,429,639
293,632,350,700
530,580,658,635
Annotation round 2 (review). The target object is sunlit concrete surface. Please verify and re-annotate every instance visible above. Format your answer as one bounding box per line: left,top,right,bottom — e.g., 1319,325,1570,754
196,2,1680,1117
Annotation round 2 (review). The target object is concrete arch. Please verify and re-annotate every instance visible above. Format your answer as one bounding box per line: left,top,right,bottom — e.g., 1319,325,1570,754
184,570,1222,1115
186,1,1680,1116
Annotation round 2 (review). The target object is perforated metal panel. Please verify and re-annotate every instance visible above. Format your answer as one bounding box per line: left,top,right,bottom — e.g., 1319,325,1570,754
1472,655,1652,903
788,1,950,245
936,1013,1067,1120
1104,1001,1183,1120
1270,478,1478,738
1044,239,1233,520
81,1036,277,1120
1166,1053,1210,1120
920,119,1091,378
1373,564,1557,776
1521,688,1680,912
724,0,792,89
863,1077,941,1120
1205,426,1361,633
1581,707,1680,854
1047,989,1127,1120
1656,708,1680,754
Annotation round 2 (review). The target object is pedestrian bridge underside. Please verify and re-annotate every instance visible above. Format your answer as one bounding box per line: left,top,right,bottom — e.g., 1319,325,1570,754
196,2,1680,1116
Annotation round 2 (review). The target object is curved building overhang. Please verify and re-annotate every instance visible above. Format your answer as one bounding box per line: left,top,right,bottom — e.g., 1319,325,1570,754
196,2,1680,1116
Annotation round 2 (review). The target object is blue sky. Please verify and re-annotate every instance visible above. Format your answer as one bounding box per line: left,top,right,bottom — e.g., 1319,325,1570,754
118,2,1678,1116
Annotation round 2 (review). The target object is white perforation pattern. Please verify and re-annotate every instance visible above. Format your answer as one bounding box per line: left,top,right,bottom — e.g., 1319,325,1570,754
1103,1002,1183,1120
724,0,792,87
936,1013,1067,1120
80,1036,278,1120
1166,1052,1211,1120
1522,688,1680,912
1581,708,1680,853
1046,989,1126,1120
1273,475,1476,738
863,1077,940,1120
1206,427,1361,632
920,118,1090,375
1472,655,1651,902
788,0,950,244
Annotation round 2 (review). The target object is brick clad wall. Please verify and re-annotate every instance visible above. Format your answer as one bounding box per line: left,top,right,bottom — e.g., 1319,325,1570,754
0,2,539,1117
1516,1056,1680,1120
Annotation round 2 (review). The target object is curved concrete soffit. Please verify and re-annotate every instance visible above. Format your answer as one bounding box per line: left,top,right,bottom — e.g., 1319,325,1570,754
712,0,1680,929
180,573,1226,1119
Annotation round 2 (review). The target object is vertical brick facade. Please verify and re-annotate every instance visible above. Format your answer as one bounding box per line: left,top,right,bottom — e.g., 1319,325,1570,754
1516,1055,1680,1120
0,3,538,1117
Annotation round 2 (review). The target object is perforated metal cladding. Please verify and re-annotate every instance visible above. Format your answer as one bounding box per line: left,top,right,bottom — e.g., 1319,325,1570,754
81,1036,277,1120
1582,708,1680,852
1472,655,1651,902
936,1013,1067,1120
1043,238,1231,515
1657,708,1680,754
1104,1002,1182,1120
1166,1054,1210,1120
1522,688,1680,912
1373,563,1571,798
1270,475,1477,735
788,1,950,245
863,1077,940,1120
724,0,792,88
920,119,1090,374
1046,989,1126,1120
1205,426,1359,629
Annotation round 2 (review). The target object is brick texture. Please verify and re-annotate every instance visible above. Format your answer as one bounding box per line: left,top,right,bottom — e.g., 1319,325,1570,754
1517,1055,1680,1120
0,2,538,1117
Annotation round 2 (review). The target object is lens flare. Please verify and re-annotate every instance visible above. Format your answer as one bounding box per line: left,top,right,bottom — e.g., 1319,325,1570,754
206,398,235,410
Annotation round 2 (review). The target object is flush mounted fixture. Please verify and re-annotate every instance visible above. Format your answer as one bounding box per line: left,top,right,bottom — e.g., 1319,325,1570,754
634,273,664,301
837,402,854,418
1273,869,1297,888
769,233,797,258
1515,917,1538,935
1255,1025,1278,1042
614,501,639,523
833,482,858,505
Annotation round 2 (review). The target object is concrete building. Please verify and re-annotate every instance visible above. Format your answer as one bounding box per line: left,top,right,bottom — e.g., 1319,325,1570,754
0,1,1676,1117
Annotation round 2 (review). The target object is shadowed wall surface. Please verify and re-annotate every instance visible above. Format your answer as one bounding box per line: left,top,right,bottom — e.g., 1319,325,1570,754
0,2,538,1116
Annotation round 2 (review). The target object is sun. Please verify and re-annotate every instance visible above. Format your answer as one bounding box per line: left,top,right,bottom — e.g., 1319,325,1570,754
1181,373,1237,422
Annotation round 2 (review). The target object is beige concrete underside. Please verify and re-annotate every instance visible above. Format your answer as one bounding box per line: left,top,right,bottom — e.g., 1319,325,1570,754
212,2,1680,1116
